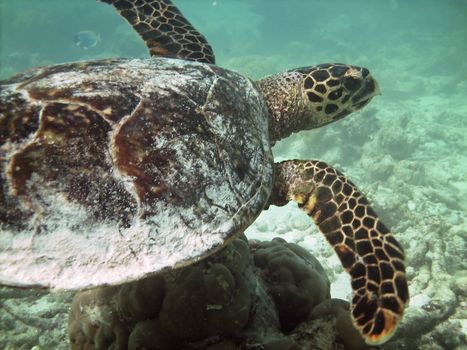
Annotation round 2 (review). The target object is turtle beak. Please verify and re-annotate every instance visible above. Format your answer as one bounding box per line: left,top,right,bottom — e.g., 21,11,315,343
372,78,381,97
352,74,381,108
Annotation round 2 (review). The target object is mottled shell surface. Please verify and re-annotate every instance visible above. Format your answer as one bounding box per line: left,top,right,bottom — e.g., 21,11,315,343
0,57,273,289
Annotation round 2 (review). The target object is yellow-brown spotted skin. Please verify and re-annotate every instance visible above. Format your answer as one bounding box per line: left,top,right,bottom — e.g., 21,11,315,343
270,160,409,345
101,0,215,64
257,64,380,143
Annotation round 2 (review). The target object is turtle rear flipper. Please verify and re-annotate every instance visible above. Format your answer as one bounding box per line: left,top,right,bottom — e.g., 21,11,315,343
101,0,215,64
270,160,409,344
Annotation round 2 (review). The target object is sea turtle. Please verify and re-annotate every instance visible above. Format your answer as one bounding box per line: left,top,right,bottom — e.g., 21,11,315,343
0,0,408,345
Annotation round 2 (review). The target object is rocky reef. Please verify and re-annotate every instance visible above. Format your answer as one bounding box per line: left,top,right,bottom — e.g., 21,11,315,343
0,286,72,349
246,99,467,350
68,236,369,350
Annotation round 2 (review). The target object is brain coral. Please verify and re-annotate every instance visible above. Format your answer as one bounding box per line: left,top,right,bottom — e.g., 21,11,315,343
69,236,369,349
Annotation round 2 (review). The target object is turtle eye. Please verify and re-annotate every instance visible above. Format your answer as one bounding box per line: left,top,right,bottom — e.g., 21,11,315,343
343,76,362,92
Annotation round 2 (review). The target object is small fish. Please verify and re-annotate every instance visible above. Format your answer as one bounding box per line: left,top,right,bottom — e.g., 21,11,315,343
74,30,100,50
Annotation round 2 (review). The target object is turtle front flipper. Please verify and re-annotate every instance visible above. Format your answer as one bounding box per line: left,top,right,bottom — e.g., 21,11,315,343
269,160,409,345
101,0,215,63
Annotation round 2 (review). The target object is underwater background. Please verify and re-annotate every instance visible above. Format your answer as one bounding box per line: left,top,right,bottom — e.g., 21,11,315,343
0,0,466,349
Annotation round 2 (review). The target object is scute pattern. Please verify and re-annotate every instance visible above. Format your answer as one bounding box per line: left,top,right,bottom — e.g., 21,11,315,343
101,0,215,64
0,90,41,228
299,64,371,120
0,92,40,146
256,63,379,143
0,58,272,289
8,102,138,227
270,160,409,345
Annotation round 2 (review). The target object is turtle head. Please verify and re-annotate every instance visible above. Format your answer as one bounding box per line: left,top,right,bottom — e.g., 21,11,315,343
257,63,380,142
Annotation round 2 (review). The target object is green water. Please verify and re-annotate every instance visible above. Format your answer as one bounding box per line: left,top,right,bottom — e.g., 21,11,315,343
1,0,466,349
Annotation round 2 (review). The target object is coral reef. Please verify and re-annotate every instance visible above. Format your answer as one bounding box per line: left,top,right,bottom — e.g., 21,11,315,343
68,236,369,350
247,99,467,350
0,287,72,350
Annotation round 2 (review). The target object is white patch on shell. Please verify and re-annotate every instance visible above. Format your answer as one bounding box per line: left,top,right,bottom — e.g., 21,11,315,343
0,171,258,290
